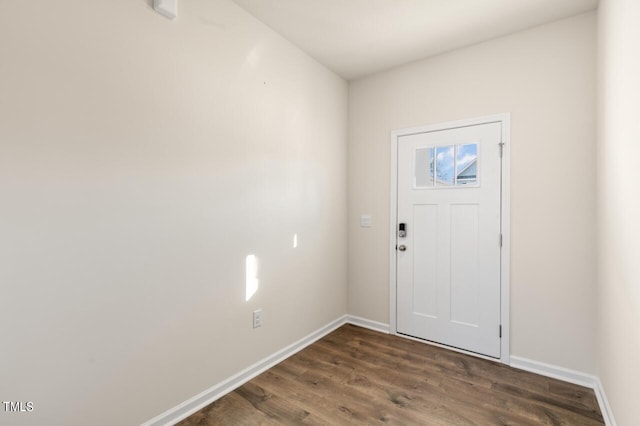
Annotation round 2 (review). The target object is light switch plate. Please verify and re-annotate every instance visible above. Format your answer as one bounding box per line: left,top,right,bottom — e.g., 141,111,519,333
154,0,177,19
360,214,372,228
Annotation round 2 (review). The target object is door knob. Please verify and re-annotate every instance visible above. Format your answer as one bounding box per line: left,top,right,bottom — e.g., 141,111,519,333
398,245,407,252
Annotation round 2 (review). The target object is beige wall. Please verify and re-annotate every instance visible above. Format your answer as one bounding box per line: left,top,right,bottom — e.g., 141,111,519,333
0,1,347,425
348,13,597,373
597,0,640,424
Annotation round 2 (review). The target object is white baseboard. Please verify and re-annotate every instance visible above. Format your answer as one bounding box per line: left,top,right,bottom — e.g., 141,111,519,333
345,315,390,333
510,356,616,426
593,377,617,426
510,356,595,387
142,315,349,426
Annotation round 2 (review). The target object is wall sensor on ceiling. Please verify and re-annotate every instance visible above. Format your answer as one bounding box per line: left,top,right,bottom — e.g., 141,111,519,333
154,0,177,20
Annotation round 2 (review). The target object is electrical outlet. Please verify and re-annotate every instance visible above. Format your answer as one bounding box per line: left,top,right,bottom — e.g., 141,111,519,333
253,309,263,328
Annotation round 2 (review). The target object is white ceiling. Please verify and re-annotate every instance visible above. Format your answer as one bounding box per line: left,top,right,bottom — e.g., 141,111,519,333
232,0,598,80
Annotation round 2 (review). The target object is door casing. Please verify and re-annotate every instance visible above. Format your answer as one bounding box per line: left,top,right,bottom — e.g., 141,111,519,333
389,113,511,365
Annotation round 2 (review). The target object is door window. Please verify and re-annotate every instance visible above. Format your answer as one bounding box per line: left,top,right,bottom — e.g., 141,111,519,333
414,143,478,188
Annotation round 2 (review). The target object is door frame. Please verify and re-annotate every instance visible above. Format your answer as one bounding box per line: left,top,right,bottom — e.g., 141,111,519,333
389,113,511,365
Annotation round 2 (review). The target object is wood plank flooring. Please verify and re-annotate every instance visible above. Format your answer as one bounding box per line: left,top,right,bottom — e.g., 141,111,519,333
179,325,604,425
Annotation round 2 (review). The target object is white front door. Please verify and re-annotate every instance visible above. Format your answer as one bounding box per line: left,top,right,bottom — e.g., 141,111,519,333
396,121,502,358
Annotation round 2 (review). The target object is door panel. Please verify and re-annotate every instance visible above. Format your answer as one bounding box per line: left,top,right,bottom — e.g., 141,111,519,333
396,122,502,358
450,203,480,327
412,204,438,318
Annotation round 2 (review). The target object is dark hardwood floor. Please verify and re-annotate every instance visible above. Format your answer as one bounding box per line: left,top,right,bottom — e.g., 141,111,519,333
179,324,604,425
